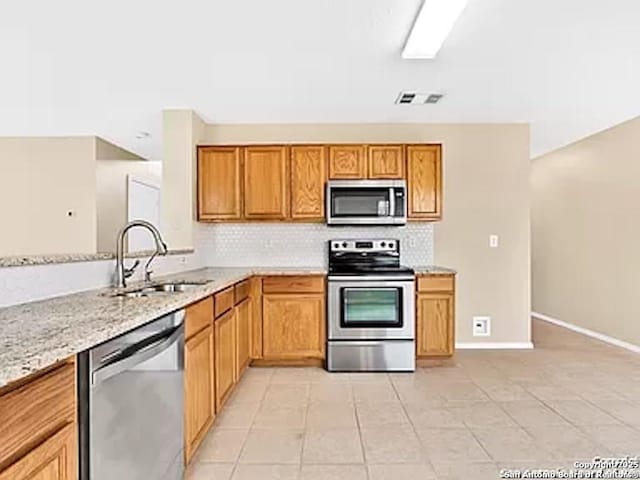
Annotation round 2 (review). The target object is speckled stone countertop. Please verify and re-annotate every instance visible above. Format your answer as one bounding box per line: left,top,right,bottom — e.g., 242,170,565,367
0,267,325,388
413,265,457,275
0,248,195,268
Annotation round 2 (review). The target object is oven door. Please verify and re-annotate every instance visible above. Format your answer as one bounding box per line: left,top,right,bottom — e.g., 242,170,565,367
328,278,415,340
326,180,406,225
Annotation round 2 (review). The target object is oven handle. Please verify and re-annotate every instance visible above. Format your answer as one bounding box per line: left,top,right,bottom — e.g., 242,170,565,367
328,275,415,282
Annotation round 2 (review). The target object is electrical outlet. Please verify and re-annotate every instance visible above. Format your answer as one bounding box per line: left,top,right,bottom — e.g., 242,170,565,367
489,235,499,248
473,316,491,337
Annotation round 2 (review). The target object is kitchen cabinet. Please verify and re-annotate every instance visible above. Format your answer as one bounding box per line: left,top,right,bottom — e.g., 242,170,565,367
416,274,455,357
184,324,215,464
198,146,242,221
262,275,326,361
214,309,236,411
290,145,326,220
235,298,251,378
0,423,76,480
250,276,263,359
328,145,367,179
0,360,76,479
368,145,405,179
407,145,442,220
243,146,289,220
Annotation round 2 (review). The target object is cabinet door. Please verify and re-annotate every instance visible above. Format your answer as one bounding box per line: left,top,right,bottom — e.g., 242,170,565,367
290,146,326,220
262,294,325,359
406,145,442,220
328,145,367,179
184,326,215,464
243,146,289,219
214,309,236,411
235,298,251,379
416,293,454,357
198,146,242,220
0,423,76,480
368,145,404,179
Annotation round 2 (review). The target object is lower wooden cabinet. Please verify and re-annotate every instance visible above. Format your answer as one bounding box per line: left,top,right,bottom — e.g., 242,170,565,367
0,423,76,480
416,274,455,357
214,309,236,411
235,298,251,378
184,325,215,464
262,294,325,360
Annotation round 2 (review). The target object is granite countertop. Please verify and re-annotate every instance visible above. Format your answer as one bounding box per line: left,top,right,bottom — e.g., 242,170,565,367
413,265,457,275
0,267,325,388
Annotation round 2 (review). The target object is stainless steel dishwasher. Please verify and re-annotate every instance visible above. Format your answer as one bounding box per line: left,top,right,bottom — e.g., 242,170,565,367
78,309,185,480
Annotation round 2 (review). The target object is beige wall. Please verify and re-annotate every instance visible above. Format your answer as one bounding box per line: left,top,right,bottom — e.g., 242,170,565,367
532,116,640,346
95,160,162,253
0,137,97,256
161,110,207,249
202,123,531,344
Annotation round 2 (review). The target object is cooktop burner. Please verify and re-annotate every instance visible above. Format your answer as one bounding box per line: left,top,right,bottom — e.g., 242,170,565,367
327,239,414,278
329,265,415,276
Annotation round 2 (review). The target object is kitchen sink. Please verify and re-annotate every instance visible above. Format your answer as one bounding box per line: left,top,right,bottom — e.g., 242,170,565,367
110,281,209,298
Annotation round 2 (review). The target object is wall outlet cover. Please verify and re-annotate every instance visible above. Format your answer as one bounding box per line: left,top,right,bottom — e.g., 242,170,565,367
473,316,491,336
489,235,499,248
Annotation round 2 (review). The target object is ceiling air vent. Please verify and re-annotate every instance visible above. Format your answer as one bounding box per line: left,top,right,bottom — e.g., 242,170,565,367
395,91,444,105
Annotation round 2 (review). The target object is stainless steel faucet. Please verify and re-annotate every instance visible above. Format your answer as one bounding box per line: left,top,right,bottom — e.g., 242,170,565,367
115,220,168,288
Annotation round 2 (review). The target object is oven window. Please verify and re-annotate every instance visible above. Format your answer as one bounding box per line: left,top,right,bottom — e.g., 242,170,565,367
331,188,391,217
340,288,403,328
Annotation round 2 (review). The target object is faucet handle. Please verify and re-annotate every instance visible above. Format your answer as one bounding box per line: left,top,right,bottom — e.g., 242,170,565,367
124,259,140,279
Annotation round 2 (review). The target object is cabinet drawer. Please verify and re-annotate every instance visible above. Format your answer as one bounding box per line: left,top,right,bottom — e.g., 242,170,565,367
214,287,235,317
262,276,325,294
234,280,250,305
0,362,75,467
185,296,214,340
417,275,454,293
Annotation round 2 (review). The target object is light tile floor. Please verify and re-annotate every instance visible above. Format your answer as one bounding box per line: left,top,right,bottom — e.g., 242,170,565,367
186,320,640,479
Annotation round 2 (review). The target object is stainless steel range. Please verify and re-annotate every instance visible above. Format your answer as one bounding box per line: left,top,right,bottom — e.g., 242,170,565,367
327,239,416,372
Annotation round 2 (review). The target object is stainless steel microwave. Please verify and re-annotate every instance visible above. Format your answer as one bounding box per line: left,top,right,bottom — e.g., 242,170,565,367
326,179,407,225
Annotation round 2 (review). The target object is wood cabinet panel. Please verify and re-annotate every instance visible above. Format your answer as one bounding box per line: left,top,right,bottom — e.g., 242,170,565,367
407,145,442,220
0,362,75,468
235,298,251,379
368,145,404,179
214,309,236,411
417,275,454,293
243,146,289,219
262,294,325,359
262,276,325,294
184,326,215,464
290,146,326,220
0,423,76,480
416,293,454,357
328,145,367,179
198,147,242,220
250,277,263,359
185,296,214,340
214,288,234,318
234,280,250,305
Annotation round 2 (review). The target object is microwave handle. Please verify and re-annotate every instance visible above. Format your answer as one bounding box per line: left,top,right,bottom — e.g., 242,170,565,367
388,188,395,217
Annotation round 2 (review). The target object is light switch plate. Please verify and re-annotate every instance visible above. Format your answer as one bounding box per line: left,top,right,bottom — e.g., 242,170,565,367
473,316,491,336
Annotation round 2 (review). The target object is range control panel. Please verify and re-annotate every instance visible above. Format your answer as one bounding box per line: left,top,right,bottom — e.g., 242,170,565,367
329,239,399,253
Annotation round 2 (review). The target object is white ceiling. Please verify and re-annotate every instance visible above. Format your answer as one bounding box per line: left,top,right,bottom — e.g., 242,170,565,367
0,0,638,159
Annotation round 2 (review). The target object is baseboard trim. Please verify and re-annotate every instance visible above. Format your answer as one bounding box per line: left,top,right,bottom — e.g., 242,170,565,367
455,342,534,350
532,311,640,354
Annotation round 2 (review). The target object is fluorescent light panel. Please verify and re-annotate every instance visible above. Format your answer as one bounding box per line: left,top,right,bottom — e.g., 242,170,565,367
402,0,468,59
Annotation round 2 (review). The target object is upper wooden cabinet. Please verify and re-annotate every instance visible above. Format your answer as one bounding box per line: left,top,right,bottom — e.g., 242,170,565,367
328,145,367,179
407,145,442,220
368,145,405,179
198,147,242,221
290,146,326,220
243,146,290,220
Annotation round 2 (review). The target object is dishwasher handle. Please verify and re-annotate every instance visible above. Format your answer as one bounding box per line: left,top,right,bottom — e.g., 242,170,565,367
92,324,183,386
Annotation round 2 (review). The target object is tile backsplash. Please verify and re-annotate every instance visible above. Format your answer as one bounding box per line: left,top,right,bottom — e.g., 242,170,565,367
195,223,434,267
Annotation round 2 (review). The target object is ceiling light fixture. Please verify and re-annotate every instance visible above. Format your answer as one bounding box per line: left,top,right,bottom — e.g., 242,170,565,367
402,0,468,59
